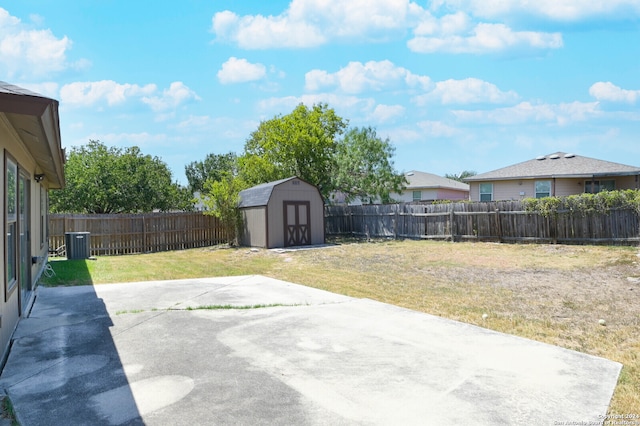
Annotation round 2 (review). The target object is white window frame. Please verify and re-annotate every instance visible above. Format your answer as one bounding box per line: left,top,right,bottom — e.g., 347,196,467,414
412,190,422,202
479,183,493,202
535,180,551,198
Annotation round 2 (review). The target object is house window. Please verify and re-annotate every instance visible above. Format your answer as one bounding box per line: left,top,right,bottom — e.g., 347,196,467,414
479,183,493,202
585,180,615,193
535,180,551,198
412,191,421,201
5,155,17,295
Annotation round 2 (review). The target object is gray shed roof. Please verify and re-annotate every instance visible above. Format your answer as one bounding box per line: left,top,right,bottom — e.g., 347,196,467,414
238,177,298,208
405,170,469,191
465,152,640,182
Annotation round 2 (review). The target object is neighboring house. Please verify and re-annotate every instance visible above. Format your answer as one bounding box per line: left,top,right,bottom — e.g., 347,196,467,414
393,170,470,203
0,82,65,360
465,152,640,202
238,177,325,248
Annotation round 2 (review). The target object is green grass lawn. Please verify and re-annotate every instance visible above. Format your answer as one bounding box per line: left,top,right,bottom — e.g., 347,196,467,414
40,240,640,416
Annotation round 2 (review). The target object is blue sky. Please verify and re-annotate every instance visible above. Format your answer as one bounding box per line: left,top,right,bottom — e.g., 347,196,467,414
2,1,639,185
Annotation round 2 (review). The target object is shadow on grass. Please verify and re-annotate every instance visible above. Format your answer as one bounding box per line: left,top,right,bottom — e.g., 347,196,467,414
40,258,93,287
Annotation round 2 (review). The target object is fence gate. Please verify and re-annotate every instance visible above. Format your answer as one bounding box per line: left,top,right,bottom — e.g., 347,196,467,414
284,201,311,247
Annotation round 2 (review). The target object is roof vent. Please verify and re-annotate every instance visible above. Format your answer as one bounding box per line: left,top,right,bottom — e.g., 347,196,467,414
549,154,560,159
564,153,575,158
536,155,546,161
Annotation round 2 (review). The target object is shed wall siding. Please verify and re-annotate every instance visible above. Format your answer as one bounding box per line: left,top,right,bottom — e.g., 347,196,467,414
266,180,324,248
241,207,267,248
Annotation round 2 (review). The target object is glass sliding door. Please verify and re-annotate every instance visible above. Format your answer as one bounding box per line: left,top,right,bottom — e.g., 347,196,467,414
18,171,31,313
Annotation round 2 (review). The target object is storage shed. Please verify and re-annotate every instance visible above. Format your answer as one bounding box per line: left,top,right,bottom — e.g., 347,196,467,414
238,177,325,248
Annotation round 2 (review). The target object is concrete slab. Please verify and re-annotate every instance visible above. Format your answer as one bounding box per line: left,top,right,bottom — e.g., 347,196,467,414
0,275,621,425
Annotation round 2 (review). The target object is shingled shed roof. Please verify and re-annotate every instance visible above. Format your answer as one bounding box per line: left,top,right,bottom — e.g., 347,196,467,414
465,152,640,182
238,177,298,208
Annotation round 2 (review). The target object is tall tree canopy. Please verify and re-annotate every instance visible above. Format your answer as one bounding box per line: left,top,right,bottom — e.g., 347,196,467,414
239,103,348,198
332,127,406,204
50,140,192,213
445,170,477,182
185,152,237,193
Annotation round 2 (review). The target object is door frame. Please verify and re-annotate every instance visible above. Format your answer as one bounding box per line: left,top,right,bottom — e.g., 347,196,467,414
18,169,32,314
283,201,311,247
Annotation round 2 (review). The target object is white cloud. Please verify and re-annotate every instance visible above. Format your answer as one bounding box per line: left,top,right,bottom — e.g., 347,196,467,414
211,2,565,54
431,0,640,21
368,104,405,123
257,94,376,120
72,132,169,149
60,80,199,112
141,82,200,112
408,21,562,54
212,0,424,49
589,82,640,104
305,60,432,94
417,120,459,138
413,78,518,105
0,7,80,78
452,101,600,126
176,115,211,129
217,57,267,84
60,80,157,107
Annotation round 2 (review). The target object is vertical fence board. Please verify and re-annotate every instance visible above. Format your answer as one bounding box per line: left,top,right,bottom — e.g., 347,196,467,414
324,202,640,245
49,212,230,256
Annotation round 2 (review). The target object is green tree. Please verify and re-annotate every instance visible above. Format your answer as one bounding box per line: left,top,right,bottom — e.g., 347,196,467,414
445,170,477,182
185,152,237,194
201,173,247,245
50,140,191,213
332,127,406,204
238,103,348,198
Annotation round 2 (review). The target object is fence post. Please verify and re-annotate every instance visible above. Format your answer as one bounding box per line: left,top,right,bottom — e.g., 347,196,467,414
495,209,502,242
394,204,399,239
449,204,455,242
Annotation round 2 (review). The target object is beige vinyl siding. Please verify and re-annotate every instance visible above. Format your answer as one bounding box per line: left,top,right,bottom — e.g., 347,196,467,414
471,176,640,201
554,178,582,197
0,113,49,359
436,189,469,201
395,188,469,202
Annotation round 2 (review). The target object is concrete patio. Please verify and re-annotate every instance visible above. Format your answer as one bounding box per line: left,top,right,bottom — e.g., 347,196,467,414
0,275,622,425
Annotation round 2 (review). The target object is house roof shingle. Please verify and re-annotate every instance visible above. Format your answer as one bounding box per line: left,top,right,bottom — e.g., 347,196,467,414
465,152,640,182
405,170,469,191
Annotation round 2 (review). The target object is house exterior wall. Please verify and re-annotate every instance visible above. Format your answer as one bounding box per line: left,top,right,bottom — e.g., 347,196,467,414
0,114,51,360
240,207,267,248
265,179,324,248
469,176,640,201
394,188,469,203
436,188,469,201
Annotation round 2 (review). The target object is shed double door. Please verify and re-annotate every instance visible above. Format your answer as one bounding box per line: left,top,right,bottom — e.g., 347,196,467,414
284,201,311,247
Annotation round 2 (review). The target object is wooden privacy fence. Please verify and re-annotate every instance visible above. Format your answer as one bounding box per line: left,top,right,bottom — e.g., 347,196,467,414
325,201,640,245
49,212,231,256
